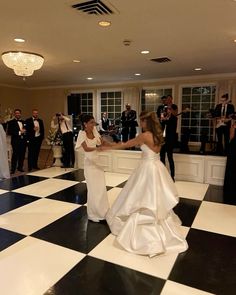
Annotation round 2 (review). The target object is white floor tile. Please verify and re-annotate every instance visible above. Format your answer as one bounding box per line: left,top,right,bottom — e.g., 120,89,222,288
89,227,189,280
192,201,236,237
104,172,129,187
0,198,79,235
12,178,79,198
0,236,85,295
175,181,209,201
107,187,122,207
161,280,215,295
27,166,75,178
0,189,8,195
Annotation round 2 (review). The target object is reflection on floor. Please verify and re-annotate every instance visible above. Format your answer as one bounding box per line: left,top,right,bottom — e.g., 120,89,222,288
0,167,235,295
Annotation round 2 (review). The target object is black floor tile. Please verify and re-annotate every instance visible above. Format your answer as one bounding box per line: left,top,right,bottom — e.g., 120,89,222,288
0,192,40,215
116,181,127,188
44,256,165,295
169,228,236,295
0,228,25,251
0,175,47,190
32,206,110,253
55,169,85,182
204,185,236,206
47,183,87,204
173,198,201,227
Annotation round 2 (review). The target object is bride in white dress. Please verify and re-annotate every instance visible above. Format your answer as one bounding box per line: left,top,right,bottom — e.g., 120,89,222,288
75,115,109,222
104,111,188,257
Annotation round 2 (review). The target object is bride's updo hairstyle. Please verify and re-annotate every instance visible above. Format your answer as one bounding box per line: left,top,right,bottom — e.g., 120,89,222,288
139,111,164,146
80,114,94,130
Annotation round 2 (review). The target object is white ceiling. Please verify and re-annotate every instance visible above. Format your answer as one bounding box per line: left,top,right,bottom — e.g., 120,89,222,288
1,0,236,88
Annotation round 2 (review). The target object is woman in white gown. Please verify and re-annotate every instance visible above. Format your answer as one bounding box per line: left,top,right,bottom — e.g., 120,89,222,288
0,123,10,179
75,115,109,222
104,111,188,257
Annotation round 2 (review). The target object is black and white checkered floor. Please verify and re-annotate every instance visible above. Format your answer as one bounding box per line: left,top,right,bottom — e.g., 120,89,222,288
0,167,235,295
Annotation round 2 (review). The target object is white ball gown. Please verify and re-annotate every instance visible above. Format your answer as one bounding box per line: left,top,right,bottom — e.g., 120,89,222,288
75,129,109,222
106,144,188,256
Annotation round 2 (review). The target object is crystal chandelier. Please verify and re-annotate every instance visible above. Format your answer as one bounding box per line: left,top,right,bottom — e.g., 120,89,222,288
1,51,44,77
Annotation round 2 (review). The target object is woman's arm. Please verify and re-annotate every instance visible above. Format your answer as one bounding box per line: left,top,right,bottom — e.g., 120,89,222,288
102,133,145,150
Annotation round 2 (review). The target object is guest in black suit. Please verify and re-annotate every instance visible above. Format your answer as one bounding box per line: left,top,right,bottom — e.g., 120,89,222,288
25,109,44,171
156,96,168,119
160,104,178,181
99,112,110,134
121,104,138,143
7,109,27,174
214,94,235,155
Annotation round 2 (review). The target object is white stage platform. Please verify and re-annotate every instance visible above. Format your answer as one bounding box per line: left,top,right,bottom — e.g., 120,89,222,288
75,150,226,186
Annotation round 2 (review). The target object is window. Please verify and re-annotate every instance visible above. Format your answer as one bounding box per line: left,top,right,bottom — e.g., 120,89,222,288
141,88,173,112
67,92,94,139
181,85,216,142
100,91,122,122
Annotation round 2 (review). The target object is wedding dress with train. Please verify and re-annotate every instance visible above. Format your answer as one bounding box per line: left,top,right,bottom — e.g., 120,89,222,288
106,144,188,256
75,129,109,222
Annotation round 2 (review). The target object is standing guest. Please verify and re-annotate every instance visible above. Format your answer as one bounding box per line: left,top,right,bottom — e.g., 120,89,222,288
99,112,111,134
7,109,27,174
102,111,188,256
51,113,75,168
160,104,178,181
121,103,138,143
75,114,109,222
223,117,236,205
156,96,168,120
25,109,44,171
0,122,10,179
214,93,235,155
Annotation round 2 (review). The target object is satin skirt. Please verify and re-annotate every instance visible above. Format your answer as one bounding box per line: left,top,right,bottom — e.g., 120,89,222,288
84,152,109,222
106,158,188,256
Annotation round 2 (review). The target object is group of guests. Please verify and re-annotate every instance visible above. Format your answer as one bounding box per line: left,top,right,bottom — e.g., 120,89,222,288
2,108,45,175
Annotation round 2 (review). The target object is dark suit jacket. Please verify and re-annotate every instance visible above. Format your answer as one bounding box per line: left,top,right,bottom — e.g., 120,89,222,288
121,110,138,128
214,103,235,118
25,117,44,141
162,114,178,144
7,119,27,144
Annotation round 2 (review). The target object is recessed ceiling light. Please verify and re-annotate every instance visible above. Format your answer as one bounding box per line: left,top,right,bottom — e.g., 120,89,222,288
87,77,93,80
233,39,236,42
141,50,150,54
14,38,25,43
134,73,141,76
194,68,202,71
98,21,111,27
73,60,80,63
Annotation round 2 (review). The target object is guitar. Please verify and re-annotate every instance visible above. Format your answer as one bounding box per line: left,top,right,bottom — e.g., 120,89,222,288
215,113,235,128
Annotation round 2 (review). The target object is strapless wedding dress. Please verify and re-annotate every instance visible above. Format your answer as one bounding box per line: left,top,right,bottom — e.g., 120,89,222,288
106,144,188,256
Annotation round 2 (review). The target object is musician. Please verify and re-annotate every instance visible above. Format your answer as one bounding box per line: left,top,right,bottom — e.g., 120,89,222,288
121,104,138,143
214,94,235,155
99,112,111,134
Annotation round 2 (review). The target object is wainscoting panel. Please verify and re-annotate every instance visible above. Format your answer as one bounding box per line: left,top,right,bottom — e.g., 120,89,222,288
204,156,227,186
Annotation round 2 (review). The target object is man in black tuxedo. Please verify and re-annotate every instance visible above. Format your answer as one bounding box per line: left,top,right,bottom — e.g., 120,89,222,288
160,104,178,181
7,109,27,173
99,112,110,134
25,109,44,171
214,94,235,155
121,104,138,143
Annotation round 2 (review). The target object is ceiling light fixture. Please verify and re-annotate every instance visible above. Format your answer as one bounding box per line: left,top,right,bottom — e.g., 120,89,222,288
73,59,81,63
194,67,202,71
134,73,141,76
87,77,93,80
1,51,44,77
14,38,25,43
141,50,150,54
98,21,111,27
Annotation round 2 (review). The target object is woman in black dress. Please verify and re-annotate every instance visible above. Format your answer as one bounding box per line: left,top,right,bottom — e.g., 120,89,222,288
223,118,236,205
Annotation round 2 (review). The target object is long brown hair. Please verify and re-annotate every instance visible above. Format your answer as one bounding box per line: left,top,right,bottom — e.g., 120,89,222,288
139,111,164,146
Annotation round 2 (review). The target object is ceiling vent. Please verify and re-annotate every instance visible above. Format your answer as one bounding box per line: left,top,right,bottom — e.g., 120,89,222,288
72,0,114,15
150,57,171,63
